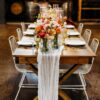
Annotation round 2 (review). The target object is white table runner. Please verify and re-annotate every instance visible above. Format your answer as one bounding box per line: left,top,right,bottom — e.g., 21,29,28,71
37,47,63,100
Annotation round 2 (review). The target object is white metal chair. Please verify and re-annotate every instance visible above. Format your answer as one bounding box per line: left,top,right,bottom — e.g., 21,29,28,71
61,38,99,74
8,36,37,100
16,28,23,41
60,38,99,91
21,22,26,32
75,38,99,74
78,23,84,34
83,29,91,44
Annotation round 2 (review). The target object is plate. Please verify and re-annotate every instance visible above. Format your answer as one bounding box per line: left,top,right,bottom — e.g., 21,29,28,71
28,24,36,29
23,29,35,35
64,25,75,29
65,39,86,46
67,31,80,36
17,39,33,46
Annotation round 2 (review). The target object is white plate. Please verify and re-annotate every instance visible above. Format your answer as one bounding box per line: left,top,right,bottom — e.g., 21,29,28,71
17,39,33,46
65,39,86,46
67,31,80,36
64,25,75,29
28,24,36,29
23,29,35,35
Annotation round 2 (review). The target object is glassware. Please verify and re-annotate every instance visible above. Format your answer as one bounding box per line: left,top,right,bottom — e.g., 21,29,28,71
34,36,41,48
41,38,48,52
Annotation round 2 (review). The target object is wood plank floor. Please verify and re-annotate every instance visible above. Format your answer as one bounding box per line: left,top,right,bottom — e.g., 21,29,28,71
0,24,100,100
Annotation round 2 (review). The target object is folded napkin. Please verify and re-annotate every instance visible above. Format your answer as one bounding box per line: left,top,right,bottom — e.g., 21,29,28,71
37,46,63,100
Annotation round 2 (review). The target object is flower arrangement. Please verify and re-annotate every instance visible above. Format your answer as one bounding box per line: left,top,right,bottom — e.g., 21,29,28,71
35,18,62,52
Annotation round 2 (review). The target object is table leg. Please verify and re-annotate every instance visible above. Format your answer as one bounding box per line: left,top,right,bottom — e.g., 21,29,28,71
58,64,81,100
34,64,81,100
33,96,38,100
59,64,81,85
29,64,38,74
59,90,71,100
33,90,71,100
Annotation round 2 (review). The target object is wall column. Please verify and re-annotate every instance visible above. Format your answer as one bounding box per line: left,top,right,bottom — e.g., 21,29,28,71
0,0,5,24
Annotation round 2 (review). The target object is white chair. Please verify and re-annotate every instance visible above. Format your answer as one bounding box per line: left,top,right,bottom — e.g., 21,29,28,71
61,38,99,74
16,28,23,41
8,36,37,100
75,38,99,74
60,38,99,91
78,23,84,34
83,29,91,44
21,22,26,32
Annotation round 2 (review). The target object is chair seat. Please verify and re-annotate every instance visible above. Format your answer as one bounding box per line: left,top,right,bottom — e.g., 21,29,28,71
74,64,91,74
16,64,34,73
60,64,91,74
13,48,35,56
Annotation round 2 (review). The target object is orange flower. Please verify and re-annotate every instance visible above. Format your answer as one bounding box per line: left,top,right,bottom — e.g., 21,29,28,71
56,27,61,34
35,25,44,32
50,29,56,35
57,19,62,25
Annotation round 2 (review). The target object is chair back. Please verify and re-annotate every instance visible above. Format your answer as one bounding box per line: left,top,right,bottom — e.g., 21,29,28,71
83,29,91,44
87,38,99,73
78,23,84,34
75,38,99,74
90,38,99,53
8,36,28,73
16,28,23,41
21,22,26,32
8,36,18,53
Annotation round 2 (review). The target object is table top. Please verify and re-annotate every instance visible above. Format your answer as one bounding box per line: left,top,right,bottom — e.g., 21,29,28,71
13,24,96,64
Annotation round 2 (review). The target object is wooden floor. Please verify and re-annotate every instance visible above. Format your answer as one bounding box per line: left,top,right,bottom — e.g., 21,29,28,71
0,24,100,100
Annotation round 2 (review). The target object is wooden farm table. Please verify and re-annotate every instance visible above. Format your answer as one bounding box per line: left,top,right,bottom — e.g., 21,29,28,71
13,39,95,100
13,27,96,100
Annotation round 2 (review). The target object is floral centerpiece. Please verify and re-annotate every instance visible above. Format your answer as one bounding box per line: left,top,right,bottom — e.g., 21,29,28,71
35,25,49,52
34,17,63,52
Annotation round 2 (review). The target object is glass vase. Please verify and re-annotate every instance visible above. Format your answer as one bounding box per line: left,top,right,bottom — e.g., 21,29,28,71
53,34,59,49
41,38,48,52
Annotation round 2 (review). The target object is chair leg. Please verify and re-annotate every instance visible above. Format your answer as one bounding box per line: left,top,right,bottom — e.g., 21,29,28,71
15,73,26,100
15,84,22,100
79,74,86,90
19,73,26,87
